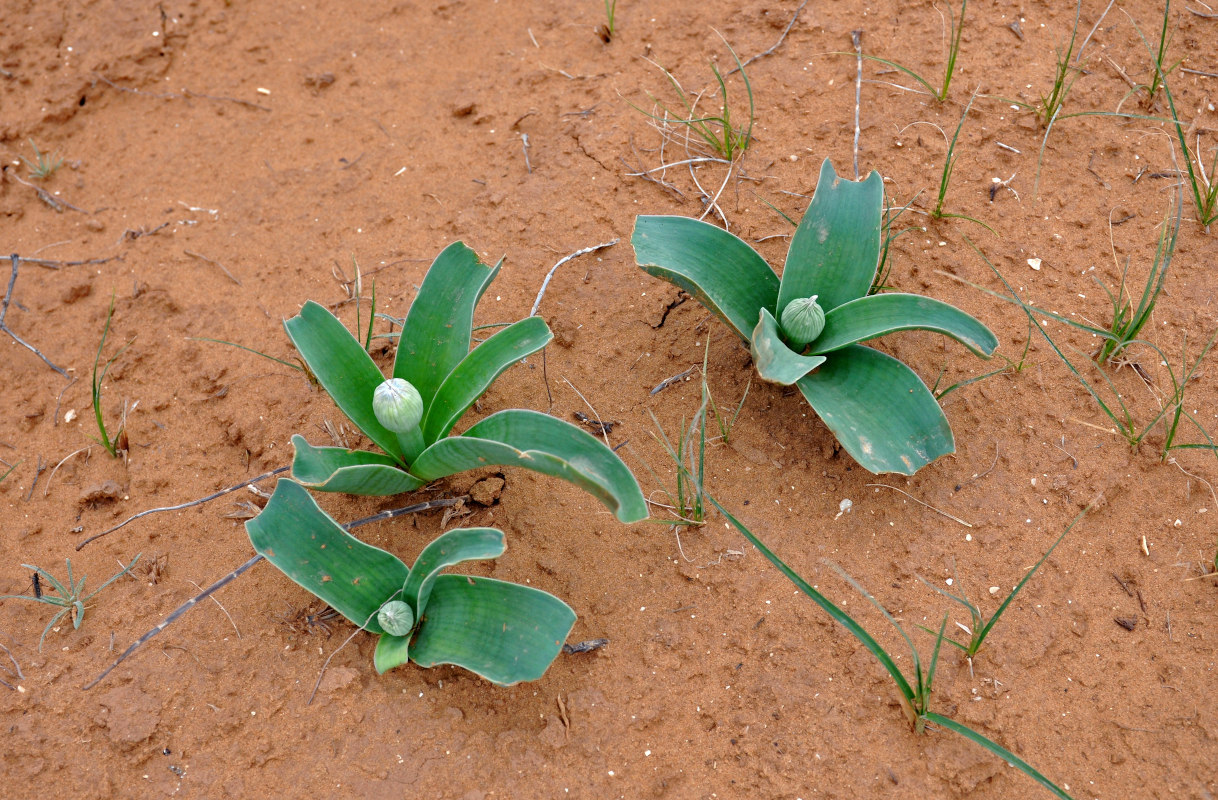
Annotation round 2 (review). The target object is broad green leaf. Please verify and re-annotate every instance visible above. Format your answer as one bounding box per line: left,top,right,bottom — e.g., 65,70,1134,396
394,242,500,406
402,527,505,616
290,435,426,495
810,293,999,357
284,301,403,460
409,574,576,685
750,308,828,385
780,160,884,314
374,633,411,673
421,316,553,445
410,409,648,523
796,345,953,475
246,479,408,635
924,713,1075,800
632,215,778,342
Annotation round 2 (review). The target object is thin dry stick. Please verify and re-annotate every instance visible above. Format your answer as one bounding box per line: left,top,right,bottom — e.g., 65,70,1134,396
307,605,381,705
1167,458,1218,508
43,446,91,497
852,29,863,180
76,465,291,550
184,250,241,286
865,483,973,527
562,376,611,448
530,240,618,317
53,377,78,427
187,579,241,639
2,255,69,376
0,636,24,688
726,0,809,75
5,169,87,213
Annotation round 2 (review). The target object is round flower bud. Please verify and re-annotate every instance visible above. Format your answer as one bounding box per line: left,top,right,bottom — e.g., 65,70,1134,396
373,378,424,434
377,599,415,636
780,295,826,348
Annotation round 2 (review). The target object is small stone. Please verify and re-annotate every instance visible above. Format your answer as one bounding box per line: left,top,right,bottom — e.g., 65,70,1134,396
470,476,505,506
78,480,123,506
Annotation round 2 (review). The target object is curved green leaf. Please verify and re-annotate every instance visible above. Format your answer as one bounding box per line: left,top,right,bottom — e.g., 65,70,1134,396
924,713,1075,800
780,160,884,314
246,479,408,635
284,301,403,461
374,633,412,674
796,345,953,475
410,410,648,523
290,435,426,495
409,574,576,685
403,527,505,617
394,242,500,406
811,293,999,357
421,316,553,445
632,215,778,342
750,308,827,385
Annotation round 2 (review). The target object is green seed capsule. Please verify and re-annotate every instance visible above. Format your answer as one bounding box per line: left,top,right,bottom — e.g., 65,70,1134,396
377,600,414,636
372,378,424,434
780,295,826,348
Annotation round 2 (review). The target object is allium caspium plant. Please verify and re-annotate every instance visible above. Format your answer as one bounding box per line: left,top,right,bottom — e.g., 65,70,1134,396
632,159,998,474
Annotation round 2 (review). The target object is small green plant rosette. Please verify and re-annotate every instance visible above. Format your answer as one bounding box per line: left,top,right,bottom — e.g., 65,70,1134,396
632,158,999,475
247,479,576,685
282,241,647,522
780,295,825,348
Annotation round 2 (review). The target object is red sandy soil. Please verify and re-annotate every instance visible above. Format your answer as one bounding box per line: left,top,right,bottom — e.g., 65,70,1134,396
2,1,1216,798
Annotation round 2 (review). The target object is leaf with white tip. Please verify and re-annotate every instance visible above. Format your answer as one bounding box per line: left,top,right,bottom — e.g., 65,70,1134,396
780,160,884,314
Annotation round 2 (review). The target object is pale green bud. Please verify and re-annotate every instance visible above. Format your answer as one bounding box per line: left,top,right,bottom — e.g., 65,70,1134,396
780,295,826,348
373,378,423,434
377,599,415,636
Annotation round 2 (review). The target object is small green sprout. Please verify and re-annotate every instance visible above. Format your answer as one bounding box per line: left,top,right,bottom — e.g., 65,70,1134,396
21,139,64,180
633,33,754,161
91,295,135,458
917,504,1091,672
1,555,140,651
633,158,998,475
702,490,1075,799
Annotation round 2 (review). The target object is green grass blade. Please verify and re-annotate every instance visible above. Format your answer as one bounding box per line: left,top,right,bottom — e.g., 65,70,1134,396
0,460,20,485
924,712,1075,799
701,490,916,704
976,505,1090,647
188,337,303,371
